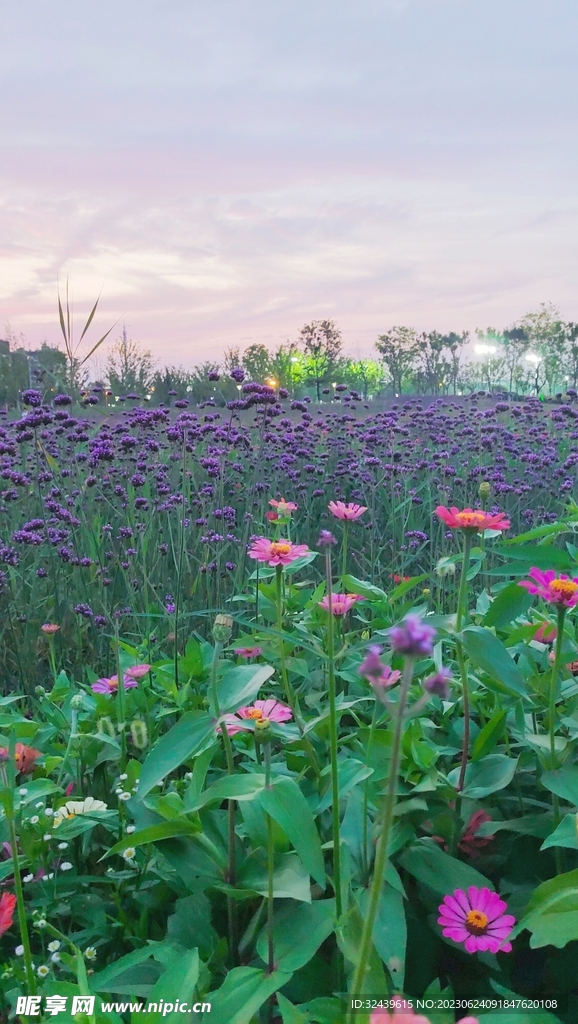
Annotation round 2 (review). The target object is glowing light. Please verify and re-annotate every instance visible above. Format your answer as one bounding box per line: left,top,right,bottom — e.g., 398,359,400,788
475,344,497,356
525,352,541,366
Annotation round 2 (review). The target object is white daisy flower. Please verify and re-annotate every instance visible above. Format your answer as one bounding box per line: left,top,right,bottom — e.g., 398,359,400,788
53,796,108,828
126,825,136,834
37,964,49,977
60,862,73,871
43,833,52,841
122,847,136,861
29,815,39,825
15,944,24,956
85,947,97,960
44,808,54,817
48,940,61,952
57,842,68,850
119,791,131,802
23,873,34,883
51,953,61,963
119,773,128,781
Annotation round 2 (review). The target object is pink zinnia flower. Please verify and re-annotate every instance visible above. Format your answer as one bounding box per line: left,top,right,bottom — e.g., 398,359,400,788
435,506,510,533
41,623,60,635
217,699,292,735
519,568,578,608
438,886,515,954
233,646,263,659
359,646,402,688
248,537,310,566
125,663,150,679
319,593,365,615
0,892,16,936
0,743,42,775
92,674,139,695
328,500,368,520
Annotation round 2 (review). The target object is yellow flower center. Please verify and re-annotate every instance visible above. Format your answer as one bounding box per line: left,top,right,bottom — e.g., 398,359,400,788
550,579,578,597
270,542,291,556
455,512,487,529
246,708,264,719
465,909,489,934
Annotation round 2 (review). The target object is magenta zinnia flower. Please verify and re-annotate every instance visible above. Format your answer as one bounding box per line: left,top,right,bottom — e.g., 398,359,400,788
319,593,365,615
328,500,368,520
519,568,578,608
248,537,310,566
435,505,510,533
92,674,139,695
438,886,515,954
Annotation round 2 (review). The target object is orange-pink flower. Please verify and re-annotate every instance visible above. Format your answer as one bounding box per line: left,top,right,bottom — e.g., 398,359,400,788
217,699,292,735
319,593,365,615
248,537,310,566
435,506,510,533
0,892,16,936
41,623,60,635
0,743,42,775
328,500,367,520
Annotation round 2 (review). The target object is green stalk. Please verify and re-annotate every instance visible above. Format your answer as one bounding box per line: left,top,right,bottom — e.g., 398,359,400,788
455,532,473,795
56,708,78,789
325,549,342,919
361,700,380,884
114,629,127,775
349,658,414,1012
211,638,239,962
275,565,320,776
264,741,275,974
549,606,566,873
341,521,349,581
2,762,36,995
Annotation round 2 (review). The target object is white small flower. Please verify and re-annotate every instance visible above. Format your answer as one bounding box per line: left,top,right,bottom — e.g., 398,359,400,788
133,779,139,788
119,791,131,802
126,825,136,834
115,788,123,795
23,873,34,883
30,815,39,825
1,970,12,980
184,771,193,780
122,846,136,861
85,946,97,960
51,952,61,963
15,944,24,956
35,801,43,809
48,940,61,952
58,842,68,850
43,833,52,841
37,964,50,977
119,773,128,781
44,807,54,817
36,918,47,928
19,787,28,795
60,861,73,871
46,872,54,881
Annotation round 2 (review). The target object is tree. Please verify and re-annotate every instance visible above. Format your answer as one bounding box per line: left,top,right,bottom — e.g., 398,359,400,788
420,331,450,394
106,326,156,396
342,358,383,399
501,327,529,395
562,323,578,389
440,331,468,394
223,346,242,373
515,302,565,395
242,343,273,383
298,320,342,400
375,326,419,396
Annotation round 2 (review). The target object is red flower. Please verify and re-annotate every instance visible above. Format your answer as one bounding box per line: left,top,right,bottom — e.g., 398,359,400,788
0,743,42,775
0,892,16,935
435,506,510,533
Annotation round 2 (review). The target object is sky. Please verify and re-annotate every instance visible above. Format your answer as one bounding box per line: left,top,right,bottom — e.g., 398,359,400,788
0,0,577,368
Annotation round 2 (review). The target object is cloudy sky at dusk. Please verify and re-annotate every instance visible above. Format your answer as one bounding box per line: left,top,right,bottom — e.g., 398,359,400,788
1,0,576,367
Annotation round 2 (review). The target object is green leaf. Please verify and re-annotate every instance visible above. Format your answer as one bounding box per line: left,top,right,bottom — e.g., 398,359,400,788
317,758,372,813
461,626,528,698
217,664,275,714
471,709,508,761
398,840,491,896
493,544,573,571
541,766,578,806
190,773,267,811
237,852,311,901
256,776,325,888
90,944,164,993
256,899,336,971
138,712,214,799
207,966,293,1024
104,821,200,859
355,884,407,988
475,815,553,839
540,814,578,851
276,993,309,1024
137,948,199,1024
483,583,532,627
448,755,518,798
342,574,388,603
514,867,578,948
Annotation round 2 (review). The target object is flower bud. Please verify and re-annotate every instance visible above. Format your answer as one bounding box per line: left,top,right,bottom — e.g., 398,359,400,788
130,719,148,749
212,614,233,643
98,716,116,739
436,558,456,578
424,667,452,698
253,717,273,744
317,530,337,548
70,694,83,709
478,481,491,499
34,686,46,697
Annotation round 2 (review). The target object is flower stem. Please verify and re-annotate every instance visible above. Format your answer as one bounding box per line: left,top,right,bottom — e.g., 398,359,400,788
275,565,320,776
549,607,566,873
325,549,342,919
361,700,380,884
264,741,275,974
341,521,349,581
349,658,414,1012
4,779,35,994
455,532,473,796
114,627,127,774
211,640,239,962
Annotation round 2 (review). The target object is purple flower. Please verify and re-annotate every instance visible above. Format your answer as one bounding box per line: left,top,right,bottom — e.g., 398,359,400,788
388,614,436,657
317,530,337,547
424,666,452,698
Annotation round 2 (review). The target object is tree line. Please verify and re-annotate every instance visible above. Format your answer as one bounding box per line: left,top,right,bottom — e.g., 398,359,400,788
3,302,577,408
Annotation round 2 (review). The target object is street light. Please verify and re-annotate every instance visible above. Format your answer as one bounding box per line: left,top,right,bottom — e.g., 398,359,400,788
475,344,497,390
525,352,542,396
